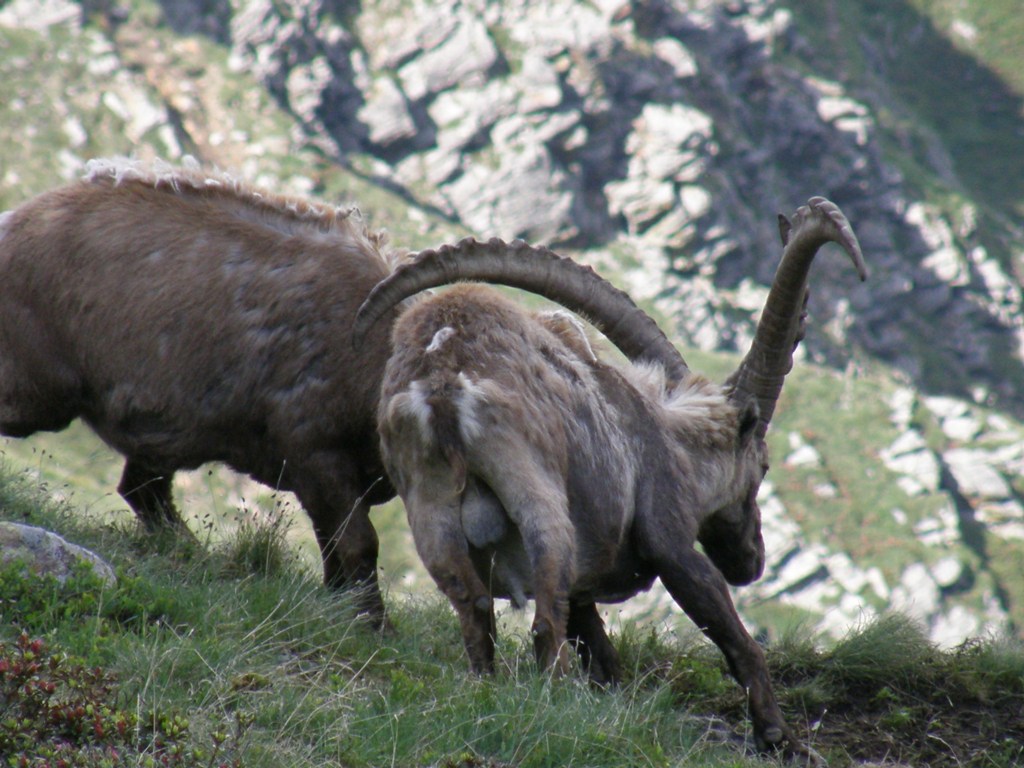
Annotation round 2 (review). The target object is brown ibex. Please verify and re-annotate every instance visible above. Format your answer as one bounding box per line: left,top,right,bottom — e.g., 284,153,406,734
354,198,865,761
0,157,409,624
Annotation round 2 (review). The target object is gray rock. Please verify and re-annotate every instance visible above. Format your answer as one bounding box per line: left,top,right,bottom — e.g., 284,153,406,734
398,16,499,101
217,0,1024,419
0,522,115,587
359,76,417,147
441,143,577,242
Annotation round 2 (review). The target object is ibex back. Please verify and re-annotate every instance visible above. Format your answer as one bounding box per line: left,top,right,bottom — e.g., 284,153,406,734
0,157,403,624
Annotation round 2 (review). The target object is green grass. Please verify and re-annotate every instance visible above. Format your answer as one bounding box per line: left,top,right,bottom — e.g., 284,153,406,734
2,461,1023,767
0,466,754,767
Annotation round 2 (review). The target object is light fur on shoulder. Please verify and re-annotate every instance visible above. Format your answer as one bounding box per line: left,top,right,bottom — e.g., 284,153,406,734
624,362,738,446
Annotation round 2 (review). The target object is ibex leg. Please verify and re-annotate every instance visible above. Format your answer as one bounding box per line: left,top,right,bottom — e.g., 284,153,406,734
118,458,190,535
567,600,621,686
406,484,497,674
655,548,811,760
293,461,388,629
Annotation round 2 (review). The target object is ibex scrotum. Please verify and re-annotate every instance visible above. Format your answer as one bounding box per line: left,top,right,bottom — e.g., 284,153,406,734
354,198,866,761
0,157,410,625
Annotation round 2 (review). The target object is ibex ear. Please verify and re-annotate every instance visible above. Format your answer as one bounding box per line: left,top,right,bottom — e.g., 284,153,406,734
738,398,760,451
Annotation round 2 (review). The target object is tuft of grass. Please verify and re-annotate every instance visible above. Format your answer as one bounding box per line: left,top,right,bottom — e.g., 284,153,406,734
217,502,297,581
824,613,939,693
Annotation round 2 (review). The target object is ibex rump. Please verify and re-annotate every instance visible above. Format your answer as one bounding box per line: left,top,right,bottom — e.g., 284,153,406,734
355,198,866,761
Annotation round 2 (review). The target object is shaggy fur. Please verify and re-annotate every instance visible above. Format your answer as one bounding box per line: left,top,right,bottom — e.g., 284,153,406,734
367,195,863,768
0,157,407,624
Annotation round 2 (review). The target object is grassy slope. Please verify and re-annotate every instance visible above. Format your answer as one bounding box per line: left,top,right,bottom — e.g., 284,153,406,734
2,469,1023,768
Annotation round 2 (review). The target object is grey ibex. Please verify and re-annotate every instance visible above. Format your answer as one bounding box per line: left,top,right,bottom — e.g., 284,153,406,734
354,198,865,761
0,157,408,624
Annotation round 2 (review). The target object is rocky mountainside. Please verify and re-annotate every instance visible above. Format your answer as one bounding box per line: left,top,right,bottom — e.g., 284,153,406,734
1,0,1022,646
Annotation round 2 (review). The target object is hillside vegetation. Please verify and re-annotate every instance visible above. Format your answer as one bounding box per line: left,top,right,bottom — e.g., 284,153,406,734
2,470,1023,768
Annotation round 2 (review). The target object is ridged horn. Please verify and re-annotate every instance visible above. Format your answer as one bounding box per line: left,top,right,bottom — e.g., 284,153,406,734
353,236,690,384
726,197,867,438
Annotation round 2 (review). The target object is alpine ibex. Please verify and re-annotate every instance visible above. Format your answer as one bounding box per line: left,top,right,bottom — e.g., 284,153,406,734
354,198,865,761
0,157,408,625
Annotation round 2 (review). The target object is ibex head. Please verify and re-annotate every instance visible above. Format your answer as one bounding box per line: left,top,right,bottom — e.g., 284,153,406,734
701,198,866,584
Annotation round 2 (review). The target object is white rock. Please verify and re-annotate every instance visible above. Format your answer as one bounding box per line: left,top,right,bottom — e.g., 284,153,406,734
922,246,970,287
890,562,940,621
887,386,917,431
606,177,677,230
816,592,874,640
756,486,802,562
897,476,927,497
882,429,928,456
623,103,713,182
286,56,334,124
779,576,840,614
359,76,417,145
441,143,574,242
950,19,978,43
641,206,699,250
942,415,982,442
678,184,712,219
931,556,963,588
517,53,563,113
929,397,966,421
0,0,80,29
976,500,1024,540
398,16,498,100
879,430,940,493
905,203,968,286
653,37,699,78
912,500,960,547
923,395,982,441
785,432,822,468
772,545,829,590
825,552,869,594
944,448,1011,499
813,482,837,498
866,567,890,601
930,605,980,649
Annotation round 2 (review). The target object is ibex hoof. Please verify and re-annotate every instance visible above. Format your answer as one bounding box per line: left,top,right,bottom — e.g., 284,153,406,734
761,731,828,768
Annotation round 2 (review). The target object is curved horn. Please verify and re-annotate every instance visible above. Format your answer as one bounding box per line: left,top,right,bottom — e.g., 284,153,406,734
354,237,690,384
726,197,867,437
